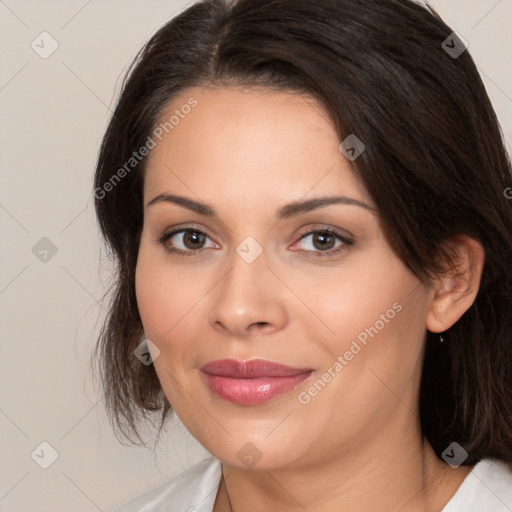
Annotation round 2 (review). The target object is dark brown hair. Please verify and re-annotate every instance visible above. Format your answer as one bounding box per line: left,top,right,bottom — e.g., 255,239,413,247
92,0,512,466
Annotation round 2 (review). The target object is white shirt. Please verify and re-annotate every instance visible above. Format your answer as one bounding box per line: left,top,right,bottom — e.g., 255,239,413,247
112,456,512,511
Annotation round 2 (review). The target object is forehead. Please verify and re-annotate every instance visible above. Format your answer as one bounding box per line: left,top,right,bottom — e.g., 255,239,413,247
143,86,373,209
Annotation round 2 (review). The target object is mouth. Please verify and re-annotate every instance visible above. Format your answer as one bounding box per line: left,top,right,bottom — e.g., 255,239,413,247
200,358,315,405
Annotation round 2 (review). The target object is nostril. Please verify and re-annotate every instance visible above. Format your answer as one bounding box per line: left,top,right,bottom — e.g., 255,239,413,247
248,322,274,333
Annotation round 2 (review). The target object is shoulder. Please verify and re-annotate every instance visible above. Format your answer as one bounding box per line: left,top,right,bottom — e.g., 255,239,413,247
111,456,223,512
442,458,512,512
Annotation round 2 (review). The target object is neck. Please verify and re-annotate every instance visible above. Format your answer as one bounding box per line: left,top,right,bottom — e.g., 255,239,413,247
216,415,473,512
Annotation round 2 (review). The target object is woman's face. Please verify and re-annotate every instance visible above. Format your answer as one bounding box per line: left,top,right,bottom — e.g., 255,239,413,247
135,86,434,470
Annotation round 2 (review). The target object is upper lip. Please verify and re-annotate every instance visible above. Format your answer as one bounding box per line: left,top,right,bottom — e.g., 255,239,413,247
201,359,314,378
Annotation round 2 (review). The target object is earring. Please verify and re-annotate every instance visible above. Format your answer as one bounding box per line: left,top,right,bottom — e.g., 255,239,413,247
439,333,444,343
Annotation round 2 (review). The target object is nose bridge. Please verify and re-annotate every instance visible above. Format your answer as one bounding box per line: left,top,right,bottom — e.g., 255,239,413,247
220,241,269,310
208,238,287,335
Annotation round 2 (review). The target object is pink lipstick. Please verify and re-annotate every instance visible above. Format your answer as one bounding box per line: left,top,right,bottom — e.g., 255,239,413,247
200,359,314,405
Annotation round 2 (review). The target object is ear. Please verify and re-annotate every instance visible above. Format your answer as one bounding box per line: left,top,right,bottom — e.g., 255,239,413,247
425,235,485,333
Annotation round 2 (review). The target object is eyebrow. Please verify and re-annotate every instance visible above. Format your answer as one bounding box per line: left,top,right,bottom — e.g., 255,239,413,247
146,193,377,219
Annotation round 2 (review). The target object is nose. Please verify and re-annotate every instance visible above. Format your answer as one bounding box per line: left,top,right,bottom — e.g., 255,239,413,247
208,245,288,338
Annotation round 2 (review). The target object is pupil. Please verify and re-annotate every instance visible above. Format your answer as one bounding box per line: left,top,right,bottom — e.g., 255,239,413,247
184,231,205,249
314,232,334,250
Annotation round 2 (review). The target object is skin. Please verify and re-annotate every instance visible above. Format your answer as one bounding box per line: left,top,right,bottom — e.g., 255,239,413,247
135,86,485,512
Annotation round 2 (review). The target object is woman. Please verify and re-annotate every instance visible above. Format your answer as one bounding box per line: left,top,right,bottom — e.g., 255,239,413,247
92,0,512,510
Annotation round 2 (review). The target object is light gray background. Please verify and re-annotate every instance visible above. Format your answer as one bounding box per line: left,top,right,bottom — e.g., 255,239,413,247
1,1,511,510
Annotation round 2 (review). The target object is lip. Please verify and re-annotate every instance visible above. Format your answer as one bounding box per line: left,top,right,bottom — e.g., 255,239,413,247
201,358,313,378
200,359,315,405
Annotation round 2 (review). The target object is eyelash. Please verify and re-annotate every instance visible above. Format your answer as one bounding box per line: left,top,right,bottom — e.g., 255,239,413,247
157,226,353,259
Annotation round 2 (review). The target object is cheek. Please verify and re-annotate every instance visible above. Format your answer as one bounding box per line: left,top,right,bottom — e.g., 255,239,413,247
135,241,207,345
316,274,427,402
288,251,415,350
134,244,210,409
294,275,428,445
296,251,428,387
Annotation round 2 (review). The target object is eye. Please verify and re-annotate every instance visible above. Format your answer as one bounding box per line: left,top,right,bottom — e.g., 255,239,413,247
157,226,353,258
158,227,218,256
291,228,353,257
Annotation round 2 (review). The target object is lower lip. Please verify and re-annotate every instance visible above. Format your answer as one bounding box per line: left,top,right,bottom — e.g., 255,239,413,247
200,371,314,405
